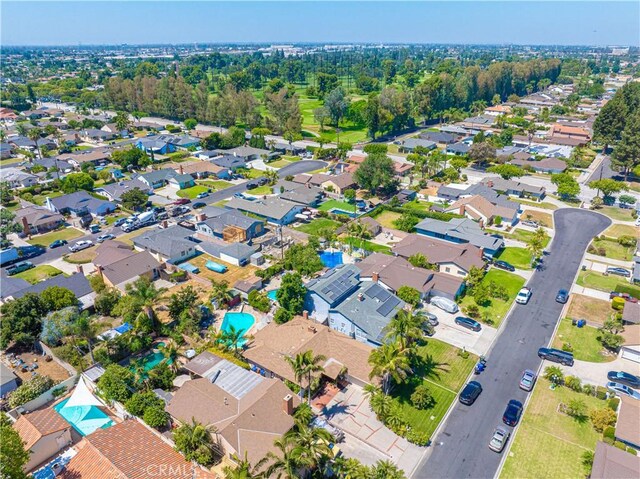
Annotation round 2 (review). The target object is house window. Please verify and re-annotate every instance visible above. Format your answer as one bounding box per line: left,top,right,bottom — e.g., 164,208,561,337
181,251,185,257
445,267,451,273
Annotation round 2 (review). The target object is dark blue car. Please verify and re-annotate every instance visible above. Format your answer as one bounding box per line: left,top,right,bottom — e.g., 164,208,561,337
455,316,482,332
555,289,569,304
607,371,640,389
503,400,523,427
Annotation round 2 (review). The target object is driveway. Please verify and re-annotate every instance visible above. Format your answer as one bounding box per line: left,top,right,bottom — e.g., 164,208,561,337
413,208,611,479
554,356,640,388
427,306,497,356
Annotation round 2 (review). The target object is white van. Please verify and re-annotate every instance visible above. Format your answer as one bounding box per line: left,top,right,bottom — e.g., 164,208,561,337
430,296,459,314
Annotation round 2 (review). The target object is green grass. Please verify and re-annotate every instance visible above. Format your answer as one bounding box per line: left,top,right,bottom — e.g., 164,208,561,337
295,218,340,236
318,199,356,213
552,319,613,363
176,185,210,199
390,338,476,437
459,269,525,327
0,157,22,166
27,228,84,246
246,185,272,195
104,214,127,226
597,206,635,222
372,210,402,229
518,199,559,210
495,247,533,270
603,223,638,239
196,179,233,190
342,237,392,254
268,159,293,169
486,228,551,248
403,200,433,213
241,168,265,179
14,265,64,284
501,378,607,479
576,270,629,293
589,238,635,261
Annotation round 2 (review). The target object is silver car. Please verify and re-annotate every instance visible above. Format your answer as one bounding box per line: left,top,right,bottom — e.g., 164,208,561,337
489,426,511,453
519,370,537,391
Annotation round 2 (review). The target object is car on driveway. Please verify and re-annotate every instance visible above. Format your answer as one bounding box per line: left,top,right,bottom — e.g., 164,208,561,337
555,289,569,304
607,371,640,389
430,296,459,314
521,220,539,228
516,287,532,305
519,370,537,391
173,198,191,205
488,426,510,453
454,316,482,332
493,260,515,272
113,218,127,227
246,181,259,189
606,382,640,400
69,240,93,252
502,399,523,426
459,381,483,405
96,234,115,243
609,292,638,303
49,239,68,249
606,267,631,277
424,312,439,326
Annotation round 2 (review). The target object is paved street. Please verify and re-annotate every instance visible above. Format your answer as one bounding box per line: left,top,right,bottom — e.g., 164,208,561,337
413,208,611,479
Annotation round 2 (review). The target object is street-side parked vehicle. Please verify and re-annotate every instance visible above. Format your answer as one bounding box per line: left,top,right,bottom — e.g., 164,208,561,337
192,202,206,209
606,382,640,400
538,347,574,366
515,287,532,305
6,261,34,276
493,260,515,272
430,296,459,314
555,289,569,304
69,240,93,252
173,198,191,205
606,267,631,277
113,218,127,227
96,234,115,243
488,427,511,453
607,371,640,389
519,370,537,391
196,191,209,199
502,400,523,426
459,381,483,405
455,316,482,332
49,239,68,249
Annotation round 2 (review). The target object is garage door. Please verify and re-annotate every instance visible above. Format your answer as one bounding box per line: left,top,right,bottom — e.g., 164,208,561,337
621,347,640,364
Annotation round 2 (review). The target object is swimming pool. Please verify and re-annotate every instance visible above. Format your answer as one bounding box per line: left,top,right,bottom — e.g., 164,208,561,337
319,250,344,268
330,208,357,218
267,290,278,301
221,312,255,347
54,398,114,436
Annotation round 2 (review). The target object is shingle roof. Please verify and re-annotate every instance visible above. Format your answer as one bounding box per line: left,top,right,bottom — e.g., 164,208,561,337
48,191,115,214
133,226,195,259
225,197,300,221
95,179,151,202
306,264,361,305
102,251,160,287
591,441,640,479
415,217,505,251
10,272,93,300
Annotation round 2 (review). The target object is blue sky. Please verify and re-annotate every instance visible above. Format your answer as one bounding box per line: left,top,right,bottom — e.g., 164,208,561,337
2,1,638,46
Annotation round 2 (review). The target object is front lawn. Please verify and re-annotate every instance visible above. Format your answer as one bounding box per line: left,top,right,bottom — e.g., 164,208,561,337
246,185,272,195
597,206,635,222
459,269,525,327
27,228,83,246
318,199,356,213
176,185,210,199
268,159,293,169
196,179,233,190
521,209,554,228
603,224,637,239
551,319,613,363
295,218,340,236
566,294,614,326
589,238,635,261
486,228,551,248
495,247,533,270
501,378,608,479
576,270,628,293
518,199,559,210
64,246,98,264
15,265,64,284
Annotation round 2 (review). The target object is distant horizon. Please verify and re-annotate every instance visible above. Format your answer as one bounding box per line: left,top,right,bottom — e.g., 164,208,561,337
2,1,638,47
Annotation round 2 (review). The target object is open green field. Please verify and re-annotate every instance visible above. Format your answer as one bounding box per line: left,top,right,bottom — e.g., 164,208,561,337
501,378,608,479
27,228,83,246
459,269,525,327
589,238,635,261
14,265,64,284
576,270,628,293
551,319,613,363
494,247,533,270
295,218,340,236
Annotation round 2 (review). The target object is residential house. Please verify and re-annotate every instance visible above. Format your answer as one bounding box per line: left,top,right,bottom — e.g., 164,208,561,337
167,352,299,466
97,250,161,291
445,194,519,226
615,396,640,450
135,138,177,155
136,169,177,189
446,142,471,155
168,134,200,149
233,276,263,298
321,172,357,195
622,302,640,327
393,161,413,176
13,408,73,472
59,420,214,479
198,241,257,267
93,240,136,267
210,154,247,171
172,161,230,180
0,363,19,396
57,149,111,168
81,128,117,143
61,131,82,146
496,145,524,160
167,173,196,190
30,156,74,173
336,216,382,237
272,179,324,206
356,253,465,301
399,138,437,153
304,264,405,347
415,217,504,257
591,441,640,479
395,189,417,204
8,136,37,150
214,145,272,161
197,206,264,242
632,254,640,285
511,157,567,174
7,272,95,310
0,167,38,188
133,225,197,264
484,105,512,116
244,316,373,387
101,123,129,137
549,124,591,141
0,107,18,121
95,179,152,203
13,205,65,235
46,191,116,217
225,197,304,225
419,131,456,144
460,115,495,129
0,142,14,159
480,177,546,200
20,109,47,120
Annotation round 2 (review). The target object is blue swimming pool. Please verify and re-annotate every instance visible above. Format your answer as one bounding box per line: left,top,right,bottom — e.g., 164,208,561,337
267,290,278,301
330,208,357,218
54,398,114,436
221,312,255,347
319,250,344,268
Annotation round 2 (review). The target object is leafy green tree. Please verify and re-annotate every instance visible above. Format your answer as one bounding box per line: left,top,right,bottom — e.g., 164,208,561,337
384,309,424,350
120,187,149,211
183,118,197,130
94,287,121,316
276,272,306,317
593,95,626,151
113,111,131,131
590,408,617,433
411,384,436,410
61,172,94,193
408,253,437,270
0,413,30,479
396,286,421,308
551,173,581,200
0,182,15,206
588,178,627,198
97,364,136,402
209,279,234,309
1,208,22,239
111,147,150,169
618,194,637,206
125,390,164,417
148,361,176,390
40,286,78,311
393,213,419,232
168,285,199,321
7,375,55,408
487,164,525,179
354,152,397,194
283,243,323,276
0,293,48,349
143,404,169,428
611,112,640,180
468,142,496,167
324,88,348,128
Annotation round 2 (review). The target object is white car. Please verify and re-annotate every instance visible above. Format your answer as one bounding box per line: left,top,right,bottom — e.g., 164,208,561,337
515,287,532,305
430,296,459,314
488,426,511,453
607,381,640,400
68,240,93,252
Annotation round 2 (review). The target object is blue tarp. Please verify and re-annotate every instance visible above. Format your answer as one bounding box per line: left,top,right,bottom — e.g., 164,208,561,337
205,260,227,273
179,262,200,273
114,322,132,334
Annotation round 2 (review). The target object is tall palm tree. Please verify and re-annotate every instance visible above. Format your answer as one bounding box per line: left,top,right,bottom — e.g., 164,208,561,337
223,453,267,479
16,123,28,137
384,309,424,351
174,418,219,466
364,384,394,420
210,279,233,309
285,425,333,473
67,313,106,366
126,277,165,331
368,342,412,395
27,127,43,162
222,324,245,355
292,402,314,429
264,436,306,479
346,220,371,253
160,339,179,372
372,459,406,479
264,168,279,186
129,358,150,389
285,350,326,404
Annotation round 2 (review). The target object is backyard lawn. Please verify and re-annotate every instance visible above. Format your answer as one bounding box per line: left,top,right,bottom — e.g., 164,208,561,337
459,269,525,327
15,265,64,284
391,338,476,438
501,378,608,479
341,236,392,254
494,247,532,270
27,227,84,246
566,294,614,326
318,199,356,213
603,223,637,239
295,218,340,236
551,319,613,363
372,210,402,229
597,206,635,222
589,237,635,261
403,200,433,213
576,270,628,293
176,185,211,199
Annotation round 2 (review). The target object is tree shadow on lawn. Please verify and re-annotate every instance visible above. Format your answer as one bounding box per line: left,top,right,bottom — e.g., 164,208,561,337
411,351,450,383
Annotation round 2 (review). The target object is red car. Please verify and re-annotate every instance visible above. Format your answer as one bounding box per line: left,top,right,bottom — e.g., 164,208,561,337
173,198,191,205
610,292,639,303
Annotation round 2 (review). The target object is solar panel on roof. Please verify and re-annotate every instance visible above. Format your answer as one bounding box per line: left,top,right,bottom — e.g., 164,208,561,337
377,296,401,317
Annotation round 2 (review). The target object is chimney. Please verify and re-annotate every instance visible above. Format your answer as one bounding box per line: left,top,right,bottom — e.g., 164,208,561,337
162,220,168,228
302,310,308,320
76,265,83,274
487,180,494,188
357,293,364,301
283,394,294,416
179,165,184,175
21,216,30,236
478,247,484,258
372,272,379,283
196,214,206,222
97,265,104,279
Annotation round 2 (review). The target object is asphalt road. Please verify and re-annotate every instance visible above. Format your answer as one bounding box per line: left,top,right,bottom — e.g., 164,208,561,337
585,155,618,184
413,208,611,479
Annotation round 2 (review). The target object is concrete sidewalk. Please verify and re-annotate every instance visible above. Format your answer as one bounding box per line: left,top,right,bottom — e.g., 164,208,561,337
584,254,634,268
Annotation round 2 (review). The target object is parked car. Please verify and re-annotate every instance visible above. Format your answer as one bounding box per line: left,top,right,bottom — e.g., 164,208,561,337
606,382,640,400
606,267,631,277
88,224,100,234
454,316,482,332
519,370,537,391
515,287,532,305
113,218,127,227
173,198,191,205
69,240,93,252
493,260,515,272
49,239,68,249
459,381,483,405
555,289,569,304
246,181,259,189
521,220,539,228
537,347,574,366
425,313,439,326
488,426,511,453
430,296,459,314
6,261,34,276
502,399,523,426
192,202,206,209
607,371,640,389
233,192,245,199
609,292,638,303
257,178,268,186
96,234,116,243
196,192,209,199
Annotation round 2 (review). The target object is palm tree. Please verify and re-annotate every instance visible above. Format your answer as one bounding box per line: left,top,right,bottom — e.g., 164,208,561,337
222,324,245,355
129,358,149,389
67,313,106,366
27,127,43,161
264,168,279,186
372,460,406,479
223,453,267,479
126,277,165,332
364,384,393,420
368,342,412,395
210,279,233,309
384,309,424,351
285,425,334,473
285,350,326,404
292,402,314,429
264,436,307,479
347,220,371,253
160,339,179,371
16,123,28,137
174,418,219,466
